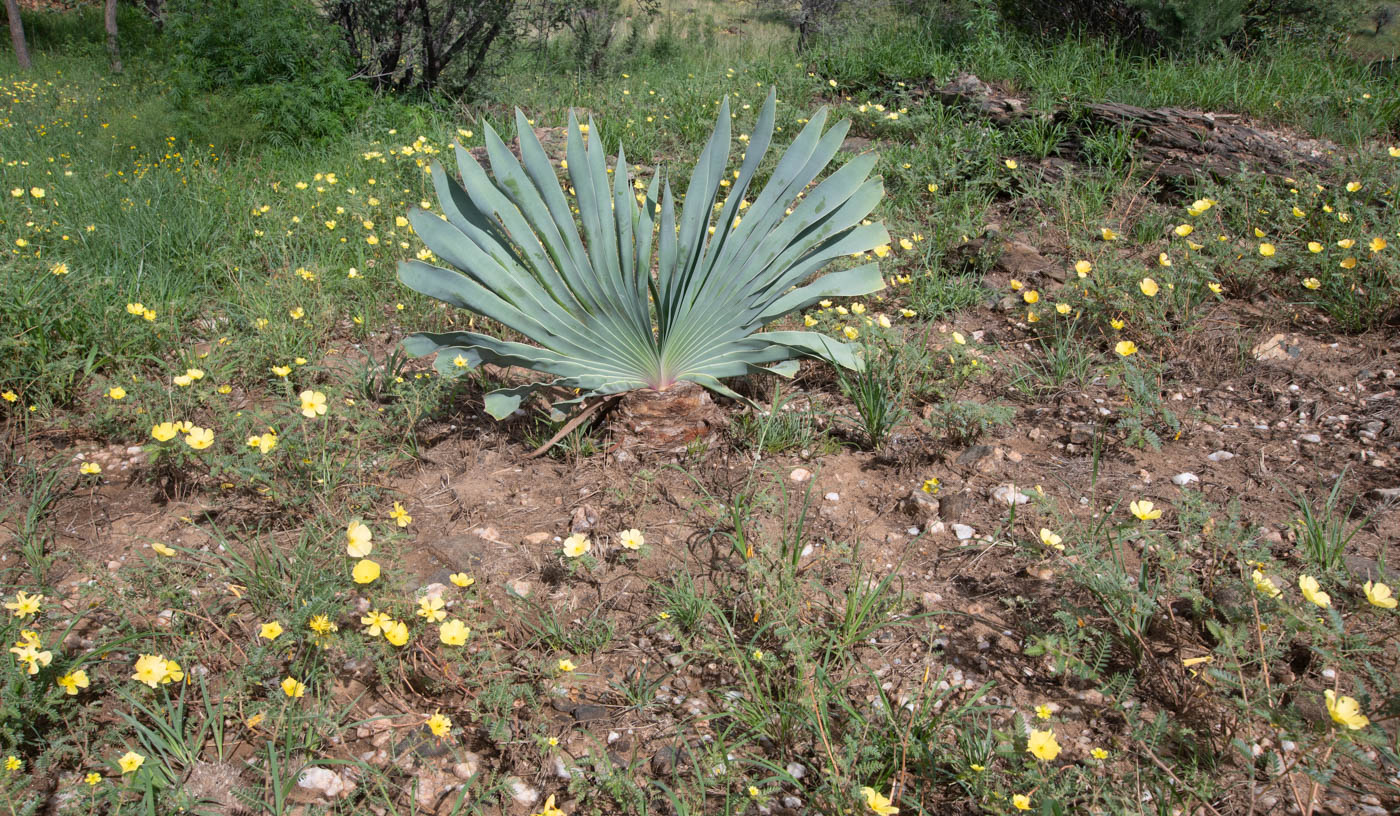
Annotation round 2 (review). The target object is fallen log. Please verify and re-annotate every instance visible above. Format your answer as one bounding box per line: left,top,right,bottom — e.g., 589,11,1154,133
930,72,1336,179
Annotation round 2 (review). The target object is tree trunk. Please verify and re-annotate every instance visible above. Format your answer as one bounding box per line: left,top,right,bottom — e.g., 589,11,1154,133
4,0,30,71
609,381,724,461
104,0,122,74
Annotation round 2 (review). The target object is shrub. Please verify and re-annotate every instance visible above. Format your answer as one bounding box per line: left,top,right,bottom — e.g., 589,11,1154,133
994,0,1353,51
924,400,1015,445
19,4,161,55
749,0,857,50
164,0,369,145
328,0,516,94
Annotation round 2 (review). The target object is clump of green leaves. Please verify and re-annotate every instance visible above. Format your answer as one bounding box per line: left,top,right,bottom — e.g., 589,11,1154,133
835,339,910,450
924,400,1015,446
400,88,889,418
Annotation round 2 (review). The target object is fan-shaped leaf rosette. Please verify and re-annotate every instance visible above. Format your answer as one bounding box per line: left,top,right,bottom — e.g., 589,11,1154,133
398,88,888,419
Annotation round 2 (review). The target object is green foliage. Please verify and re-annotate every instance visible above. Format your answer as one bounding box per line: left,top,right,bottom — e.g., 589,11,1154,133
509,590,615,654
521,409,603,460
729,386,825,455
0,457,65,584
565,0,626,72
1129,0,1249,51
924,399,1014,445
835,339,910,450
1109,360,1180,450
4,9,1400,814
807,4,1395,143
329,0,516,94
994,0,1352,50
400,88,888,418
0,269,128,410
18,3,161,55
165,0,369,145
1290,469,1371,573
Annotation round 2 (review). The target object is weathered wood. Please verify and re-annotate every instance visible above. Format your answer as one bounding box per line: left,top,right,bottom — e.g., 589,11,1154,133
105,0,122,74
931,72,1336,179
4,0,30,71
610,381,725,460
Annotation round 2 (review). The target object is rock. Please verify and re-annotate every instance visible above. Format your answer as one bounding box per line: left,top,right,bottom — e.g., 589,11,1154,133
570,504,599,532
786,762,806,780
185,761,244,813
452,757,480,780
552,756,572,780
394,725,453,760
789,467,812,482
572,704,609,723
1299,433,1322,444
650,745,678,775
839,136,873,154
1367,487,1400,503
414,770,451,808
990,484,1028,505
1252,334,1301,362
298,767,350,799
508,778,539,808
956,444,993,466
509,580,531,597
939,492,972,522
824,492,839,502
956,237,1054,280
1068,423,1094,445
1171,472,1199,486
1344,555,1386,581
900,490,940,524
951,524,975,541
1206,450,1234,462
425,535,488,574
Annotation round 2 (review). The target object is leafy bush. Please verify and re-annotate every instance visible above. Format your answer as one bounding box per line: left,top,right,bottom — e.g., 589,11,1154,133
164,0,369,144
924,400,1014,445
19,4,161,55
994,0,1353,51
329,0,516,94
749,0,858,49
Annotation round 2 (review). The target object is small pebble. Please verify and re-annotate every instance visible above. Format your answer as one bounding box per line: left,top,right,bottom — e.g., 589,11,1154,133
990,484,1028,505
